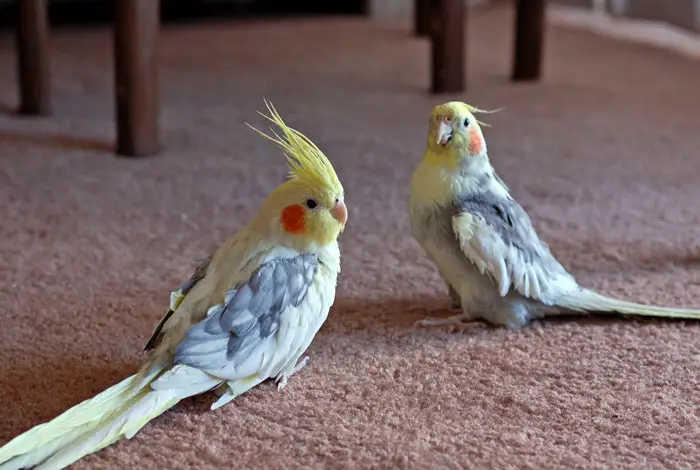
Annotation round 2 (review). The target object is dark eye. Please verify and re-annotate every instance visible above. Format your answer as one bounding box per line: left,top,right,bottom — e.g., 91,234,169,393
463,118,470,127
305,199,318,209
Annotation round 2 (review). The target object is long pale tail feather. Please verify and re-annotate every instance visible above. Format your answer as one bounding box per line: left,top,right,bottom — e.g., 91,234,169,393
0,365,221,470
0,374,138,464
0,364,165,467
32,389,180,470
1,427,91,470
559,288,700,320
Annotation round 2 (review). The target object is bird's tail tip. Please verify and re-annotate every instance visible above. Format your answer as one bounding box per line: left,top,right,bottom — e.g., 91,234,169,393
0,388,181,470
0,363,223,470
561,289,700,321
0,374,139,468
0,371,179,470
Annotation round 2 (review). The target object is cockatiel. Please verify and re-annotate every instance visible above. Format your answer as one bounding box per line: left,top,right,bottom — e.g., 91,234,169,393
0,101,348,470
409,101,700,330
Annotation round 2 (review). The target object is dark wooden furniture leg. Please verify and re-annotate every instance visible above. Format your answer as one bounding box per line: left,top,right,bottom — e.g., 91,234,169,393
512,0,546,81
430,0,465,94
16,0,52,116
113,0,160,157
414,0,432,36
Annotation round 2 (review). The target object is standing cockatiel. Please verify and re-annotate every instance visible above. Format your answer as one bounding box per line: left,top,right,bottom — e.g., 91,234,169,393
0,101,348,470
409,101,700,330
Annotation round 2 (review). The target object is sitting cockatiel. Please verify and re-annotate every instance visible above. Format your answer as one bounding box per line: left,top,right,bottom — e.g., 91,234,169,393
409,101,700,330
0,101,348,470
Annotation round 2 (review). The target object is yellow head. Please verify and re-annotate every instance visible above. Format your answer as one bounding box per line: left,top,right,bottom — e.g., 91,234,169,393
249,100,347,252
425,101,495,168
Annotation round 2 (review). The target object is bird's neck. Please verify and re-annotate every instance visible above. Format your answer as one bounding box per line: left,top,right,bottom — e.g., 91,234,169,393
413,151,509,206
316,241,341,274
246,216,341,270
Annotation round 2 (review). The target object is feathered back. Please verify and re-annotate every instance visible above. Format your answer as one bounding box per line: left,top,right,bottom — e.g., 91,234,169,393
248,100,343,194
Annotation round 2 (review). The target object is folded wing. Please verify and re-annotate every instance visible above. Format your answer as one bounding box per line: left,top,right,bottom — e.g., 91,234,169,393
451,192,578,304
171,254,318,381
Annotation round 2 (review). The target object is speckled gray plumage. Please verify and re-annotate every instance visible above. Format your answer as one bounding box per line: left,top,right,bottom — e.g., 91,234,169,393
452,188,574,286
175,255,318,373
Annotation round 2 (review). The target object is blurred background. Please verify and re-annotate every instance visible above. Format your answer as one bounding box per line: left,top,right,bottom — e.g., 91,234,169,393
3,1,694,32
0,0,369,28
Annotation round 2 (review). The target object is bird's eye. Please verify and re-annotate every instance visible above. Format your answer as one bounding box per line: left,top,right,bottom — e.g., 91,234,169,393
305,199,318,209
463,118,470,127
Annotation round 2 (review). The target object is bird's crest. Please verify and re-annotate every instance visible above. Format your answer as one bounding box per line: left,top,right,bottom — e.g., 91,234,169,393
434,101,502,128
247,100,343,193
463,103,501,128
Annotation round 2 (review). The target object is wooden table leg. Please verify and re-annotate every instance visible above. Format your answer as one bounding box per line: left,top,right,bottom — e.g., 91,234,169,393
512,0,546,81
414,0,432,36
113,0,161,157
430,0,465,94
16,0,52,116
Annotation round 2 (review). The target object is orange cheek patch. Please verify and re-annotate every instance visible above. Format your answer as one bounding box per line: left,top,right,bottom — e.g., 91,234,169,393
468,127,483,155
281,204,306,234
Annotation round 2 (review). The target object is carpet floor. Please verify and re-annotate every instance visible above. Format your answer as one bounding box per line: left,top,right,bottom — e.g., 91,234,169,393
1,5,700,469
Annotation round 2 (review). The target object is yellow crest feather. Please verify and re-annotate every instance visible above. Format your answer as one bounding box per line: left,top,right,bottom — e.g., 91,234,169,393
246,99,343,193
462,103,502,128
435,101,503,128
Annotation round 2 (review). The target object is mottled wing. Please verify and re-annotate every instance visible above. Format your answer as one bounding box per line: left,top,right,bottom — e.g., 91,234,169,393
173,254,318,381
144,256,212,351
451,192,578,303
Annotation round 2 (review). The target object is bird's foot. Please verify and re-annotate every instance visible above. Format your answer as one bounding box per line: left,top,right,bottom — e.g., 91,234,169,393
275,356,310,391
415,313,477,331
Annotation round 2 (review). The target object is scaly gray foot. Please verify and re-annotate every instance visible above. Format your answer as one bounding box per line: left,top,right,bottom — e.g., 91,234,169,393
415,313,475,328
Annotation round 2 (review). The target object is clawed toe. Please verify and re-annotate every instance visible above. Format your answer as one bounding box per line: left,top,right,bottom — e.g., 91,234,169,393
414,313,479,331
415,315,467,327
276,376,288,391
275,356,310,391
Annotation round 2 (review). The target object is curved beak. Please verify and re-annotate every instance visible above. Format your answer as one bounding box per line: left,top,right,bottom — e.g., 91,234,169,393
331,200,348,230
436,118,453,146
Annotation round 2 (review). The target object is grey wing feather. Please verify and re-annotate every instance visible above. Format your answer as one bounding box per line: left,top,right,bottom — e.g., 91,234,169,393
173,254,318,378
452,190,576,301
455,194,545,262
144,256,212,351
